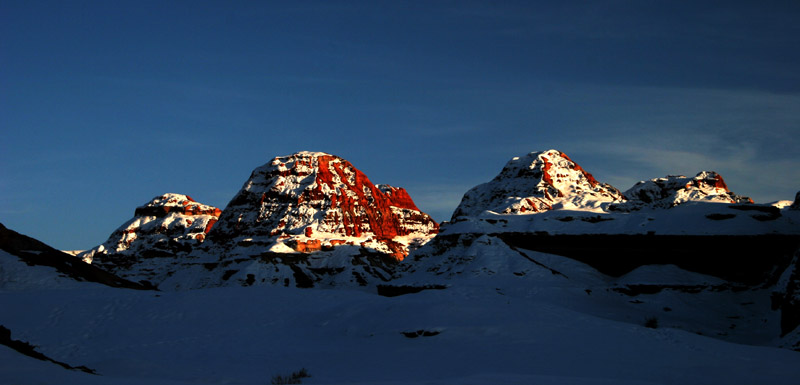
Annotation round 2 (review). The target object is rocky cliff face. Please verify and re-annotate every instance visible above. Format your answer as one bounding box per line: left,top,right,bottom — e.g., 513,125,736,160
202,151,438,261
78,194,221,281
614,171,753,211
451,150,624,220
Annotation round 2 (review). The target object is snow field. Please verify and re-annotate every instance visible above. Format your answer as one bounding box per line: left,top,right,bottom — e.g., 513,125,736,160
2,269,799,385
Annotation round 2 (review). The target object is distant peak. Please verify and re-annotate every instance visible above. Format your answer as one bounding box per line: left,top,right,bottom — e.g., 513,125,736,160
452,150,624,219
619,171,753,210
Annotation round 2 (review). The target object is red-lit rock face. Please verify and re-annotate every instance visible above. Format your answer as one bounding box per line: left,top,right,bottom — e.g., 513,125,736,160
452,149,625,219
204,152,438,260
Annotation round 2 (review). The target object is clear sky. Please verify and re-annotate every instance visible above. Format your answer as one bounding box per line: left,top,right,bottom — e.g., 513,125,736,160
2,1,799,250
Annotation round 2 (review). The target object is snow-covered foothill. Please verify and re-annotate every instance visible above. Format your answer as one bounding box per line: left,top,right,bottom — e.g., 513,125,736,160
0,223,151,291
1,249,90,291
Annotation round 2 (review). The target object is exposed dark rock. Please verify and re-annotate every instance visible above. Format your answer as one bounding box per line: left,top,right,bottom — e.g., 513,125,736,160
0,223,153,290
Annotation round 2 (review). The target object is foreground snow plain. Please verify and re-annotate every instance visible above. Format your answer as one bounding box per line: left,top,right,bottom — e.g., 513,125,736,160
2,249,799,385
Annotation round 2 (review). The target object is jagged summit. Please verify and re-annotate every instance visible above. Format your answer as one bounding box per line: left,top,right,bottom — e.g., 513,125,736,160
615,171,753,210
78,194,221,276
203,151,438,261
451,149,624,220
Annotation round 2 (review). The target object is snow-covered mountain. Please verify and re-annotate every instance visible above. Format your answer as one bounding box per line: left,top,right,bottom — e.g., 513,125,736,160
3,221,800,384
400,150,800,351
612,171,753,211
3,149,800,384
160,152,439,289
77,194,221,282
76,152,438,289
200,151,437,260
451,150,625,220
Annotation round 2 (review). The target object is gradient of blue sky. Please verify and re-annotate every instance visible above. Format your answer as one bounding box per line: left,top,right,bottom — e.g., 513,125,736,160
2,0,799,250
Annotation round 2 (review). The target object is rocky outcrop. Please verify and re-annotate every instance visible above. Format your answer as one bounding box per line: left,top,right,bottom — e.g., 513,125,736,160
451,150,624,220
791,191,800,210
776,250,800,341
614,171,753,211
78,194,221,282
203,151,438,261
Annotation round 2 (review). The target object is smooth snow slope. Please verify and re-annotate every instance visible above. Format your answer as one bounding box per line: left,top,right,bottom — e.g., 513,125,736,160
2,276,799,384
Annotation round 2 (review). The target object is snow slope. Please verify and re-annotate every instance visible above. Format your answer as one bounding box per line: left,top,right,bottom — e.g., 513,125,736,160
0,223,150,291
399,232,796,348
2,278,800,385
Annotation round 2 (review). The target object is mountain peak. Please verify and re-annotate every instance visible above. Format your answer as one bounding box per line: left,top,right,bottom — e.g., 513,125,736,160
618,171,753,210
204,151,438,261
132,193,221,220
452,150,624,219
78,193,222,280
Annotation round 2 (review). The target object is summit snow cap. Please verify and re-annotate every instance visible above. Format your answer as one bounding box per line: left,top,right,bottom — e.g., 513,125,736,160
452,150,625,220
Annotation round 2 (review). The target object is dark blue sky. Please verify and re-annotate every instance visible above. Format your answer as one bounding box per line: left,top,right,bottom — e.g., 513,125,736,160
2,1,799,250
